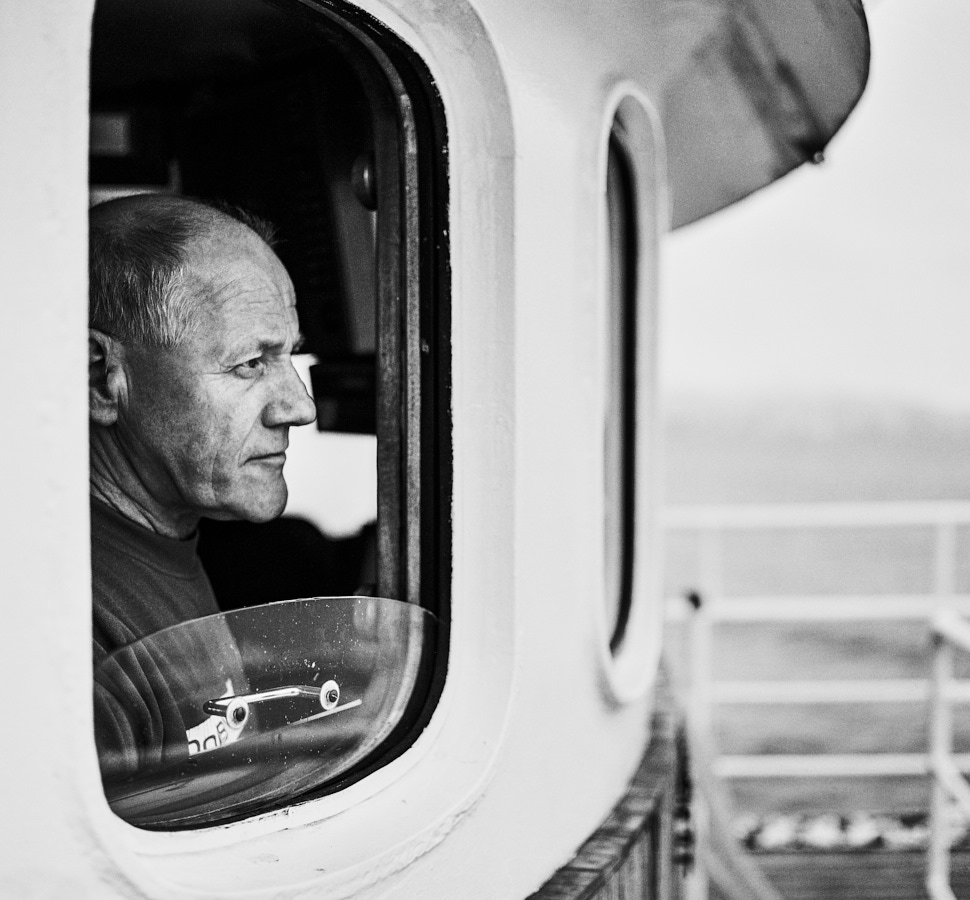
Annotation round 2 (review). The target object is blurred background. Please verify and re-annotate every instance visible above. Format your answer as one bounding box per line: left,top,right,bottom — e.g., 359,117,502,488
659,0,970,863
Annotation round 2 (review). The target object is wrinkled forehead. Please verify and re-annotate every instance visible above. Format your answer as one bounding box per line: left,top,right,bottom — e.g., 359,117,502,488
186,221,296,311
180,222,300,351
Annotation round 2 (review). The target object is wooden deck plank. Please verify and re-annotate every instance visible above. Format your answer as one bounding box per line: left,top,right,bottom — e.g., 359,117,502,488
739,849,970,900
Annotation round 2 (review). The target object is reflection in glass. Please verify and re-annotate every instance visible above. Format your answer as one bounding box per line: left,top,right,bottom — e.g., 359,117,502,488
95,596,435,828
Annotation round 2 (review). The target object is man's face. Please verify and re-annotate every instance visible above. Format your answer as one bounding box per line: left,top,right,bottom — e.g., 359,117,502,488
117,225,317,523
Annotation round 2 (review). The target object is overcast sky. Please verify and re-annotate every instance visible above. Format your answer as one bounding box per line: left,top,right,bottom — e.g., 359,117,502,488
660,0,970,412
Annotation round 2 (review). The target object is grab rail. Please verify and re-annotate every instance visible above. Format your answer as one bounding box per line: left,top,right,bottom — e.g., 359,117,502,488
665,502,970,784
663,502,970,897
679,592,783,900
928,609,970,900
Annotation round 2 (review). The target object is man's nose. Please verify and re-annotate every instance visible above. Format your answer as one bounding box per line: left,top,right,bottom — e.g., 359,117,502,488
264,363,317,428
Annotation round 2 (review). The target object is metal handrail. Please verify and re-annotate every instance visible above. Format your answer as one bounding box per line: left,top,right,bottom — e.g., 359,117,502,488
665,501,970,530
665,501,970,783
662,502,970,898
928,609,970,900
679,593,783,900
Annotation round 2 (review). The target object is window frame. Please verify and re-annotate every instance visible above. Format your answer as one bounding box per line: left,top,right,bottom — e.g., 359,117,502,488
303,0,453,787
87,0,452,825
596,89,666,703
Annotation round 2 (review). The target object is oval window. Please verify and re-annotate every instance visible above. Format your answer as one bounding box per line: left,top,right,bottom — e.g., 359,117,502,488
603,125,637,654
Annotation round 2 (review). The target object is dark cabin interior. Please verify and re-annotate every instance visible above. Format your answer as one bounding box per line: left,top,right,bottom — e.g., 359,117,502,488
89,0,381,607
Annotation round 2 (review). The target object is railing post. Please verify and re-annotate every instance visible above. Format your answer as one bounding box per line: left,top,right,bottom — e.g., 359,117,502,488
693,528,722,742
684,528,722,900
684,591,710,900
928,628,955,900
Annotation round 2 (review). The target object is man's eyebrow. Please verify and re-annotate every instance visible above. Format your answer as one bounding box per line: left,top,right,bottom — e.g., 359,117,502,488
242,332,306,356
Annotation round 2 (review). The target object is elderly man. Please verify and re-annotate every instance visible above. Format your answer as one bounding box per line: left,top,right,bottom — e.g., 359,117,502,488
89,194,317,665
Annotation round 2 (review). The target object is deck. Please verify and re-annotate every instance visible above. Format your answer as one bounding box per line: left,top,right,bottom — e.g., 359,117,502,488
739,849,970,900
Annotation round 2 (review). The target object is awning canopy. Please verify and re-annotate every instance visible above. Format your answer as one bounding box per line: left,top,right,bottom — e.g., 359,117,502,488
662,0,870,228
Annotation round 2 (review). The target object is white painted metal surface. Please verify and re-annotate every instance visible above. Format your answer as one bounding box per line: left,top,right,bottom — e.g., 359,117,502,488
2,2,665,897
0,5,97,898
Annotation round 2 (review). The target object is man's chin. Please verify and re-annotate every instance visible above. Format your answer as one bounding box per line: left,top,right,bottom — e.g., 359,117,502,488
205,487,288,523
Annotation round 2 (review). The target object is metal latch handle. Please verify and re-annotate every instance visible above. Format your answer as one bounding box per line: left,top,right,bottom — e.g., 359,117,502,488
203,679,344,730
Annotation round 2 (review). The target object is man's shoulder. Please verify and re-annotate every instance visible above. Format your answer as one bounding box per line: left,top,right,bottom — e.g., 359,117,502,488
90,496,205,577
90,495,220,659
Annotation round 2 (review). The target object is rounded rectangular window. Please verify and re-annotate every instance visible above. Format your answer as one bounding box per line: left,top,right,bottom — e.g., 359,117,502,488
604,125,637,653
89,0,449,828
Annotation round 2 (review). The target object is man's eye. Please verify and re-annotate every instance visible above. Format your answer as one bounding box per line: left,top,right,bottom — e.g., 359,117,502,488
234,358,265,378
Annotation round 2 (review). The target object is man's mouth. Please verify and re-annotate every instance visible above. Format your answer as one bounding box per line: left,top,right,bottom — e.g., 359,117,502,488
250,452,287,465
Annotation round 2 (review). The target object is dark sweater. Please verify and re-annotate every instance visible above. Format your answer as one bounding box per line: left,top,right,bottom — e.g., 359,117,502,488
91,496,219,665
90,497,244,781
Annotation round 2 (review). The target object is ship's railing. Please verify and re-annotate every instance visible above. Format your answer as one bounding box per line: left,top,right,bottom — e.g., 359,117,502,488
928,608,970,900
663,501,970,900
678,590,783,900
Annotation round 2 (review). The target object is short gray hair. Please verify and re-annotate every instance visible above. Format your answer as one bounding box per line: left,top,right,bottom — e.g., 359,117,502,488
88,194,276,349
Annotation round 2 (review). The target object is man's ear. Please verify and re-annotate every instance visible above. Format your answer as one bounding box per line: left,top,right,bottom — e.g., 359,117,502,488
89,329,126,426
